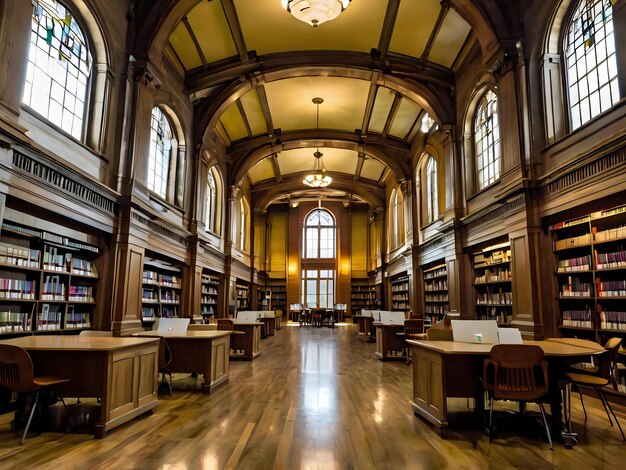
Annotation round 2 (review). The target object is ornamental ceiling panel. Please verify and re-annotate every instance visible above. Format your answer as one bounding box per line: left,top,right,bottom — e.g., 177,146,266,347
389,0,442,60
429,8,472,68
239,89,267,136
368,87,396,135
360,156,386,181
389,98,422,140
233,0,386,55
247,156,275,184
263,77,369,133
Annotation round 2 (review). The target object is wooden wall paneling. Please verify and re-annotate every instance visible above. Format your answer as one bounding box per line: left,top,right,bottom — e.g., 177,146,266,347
111,243,145,336
0,1,30,112
338,206,351,307
286,206,300,306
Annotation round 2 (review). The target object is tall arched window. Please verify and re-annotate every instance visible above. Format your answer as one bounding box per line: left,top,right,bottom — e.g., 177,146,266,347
239,197,248,251
390,189,399,249
304,209,336,259
474,89,500,190
148,107,174,199
206,169,217,233
565,0,618,130
426,156,438,223
24,0,92,140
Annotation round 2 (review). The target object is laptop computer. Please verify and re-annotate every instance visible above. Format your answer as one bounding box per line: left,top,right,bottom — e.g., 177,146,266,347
157,317,190,334
379,311,406,325
451,320,500,344
237,311,259,323
497,327,523,344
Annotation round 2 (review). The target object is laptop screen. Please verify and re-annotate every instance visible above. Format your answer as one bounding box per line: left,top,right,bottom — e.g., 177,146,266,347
157,317,190,334
451,320,500,344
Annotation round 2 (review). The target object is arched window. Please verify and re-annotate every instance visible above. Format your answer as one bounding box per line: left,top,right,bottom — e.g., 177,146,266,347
565,0,618,130
426,156,438,223
24,0,92,140
474,89,500,190
390,189,399,249
148,107,174,199
304,209,336,259
206,169,217,233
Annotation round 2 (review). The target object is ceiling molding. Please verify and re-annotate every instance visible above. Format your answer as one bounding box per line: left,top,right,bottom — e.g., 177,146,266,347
255,84,275,137
270,153,282,183
376,0,401,63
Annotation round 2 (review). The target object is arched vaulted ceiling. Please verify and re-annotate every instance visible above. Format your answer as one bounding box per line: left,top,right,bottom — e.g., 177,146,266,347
131,0,505,211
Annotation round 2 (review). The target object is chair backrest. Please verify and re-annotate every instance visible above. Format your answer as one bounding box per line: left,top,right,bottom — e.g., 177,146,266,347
484,344,548,401
0,344,35,393
605,337,623,388
217,319,234,331
404,319,424,338
79,330,112,337
426,328,453,341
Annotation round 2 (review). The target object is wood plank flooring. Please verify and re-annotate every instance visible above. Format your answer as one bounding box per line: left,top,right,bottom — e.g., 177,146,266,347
0,324,625,469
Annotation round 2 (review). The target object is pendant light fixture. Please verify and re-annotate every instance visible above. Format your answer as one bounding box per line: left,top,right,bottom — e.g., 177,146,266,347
281,0,352,28
303,97,332,188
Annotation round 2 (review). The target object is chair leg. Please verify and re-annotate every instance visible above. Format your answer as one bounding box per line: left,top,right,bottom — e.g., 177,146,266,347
538,403,553,450
578,387,588,423
21,391,39,445
595,387,614,426
598,388,625,441
488,397,494,441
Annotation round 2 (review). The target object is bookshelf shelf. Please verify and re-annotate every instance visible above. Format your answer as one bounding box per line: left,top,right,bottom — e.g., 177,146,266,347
351,279,377,316
551,203,626,341
391,275,410,315
200,269,220,319
422,262,448,326
236,281,249,311
473,242,512,326
261,281,286,314
0,221,100,335
142,258,182,325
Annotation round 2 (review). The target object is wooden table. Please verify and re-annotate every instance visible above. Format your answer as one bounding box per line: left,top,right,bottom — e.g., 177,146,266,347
231,321,262,360
352,315,375,341
0,335,159,438
407,338,604,437
134,330,230,392
374,323,405,360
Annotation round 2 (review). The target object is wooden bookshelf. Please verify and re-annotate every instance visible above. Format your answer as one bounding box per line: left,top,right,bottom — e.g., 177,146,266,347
422,262,448,327
551,204,626,341
201,270,220,320
142,258,182,326
236,281,249,311
265,281,286,314
473,242,512,325
0,221,100,335
390,275,410,316
351,279,376,315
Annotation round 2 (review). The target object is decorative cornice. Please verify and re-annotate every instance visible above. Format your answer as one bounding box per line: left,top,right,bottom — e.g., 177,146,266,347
131,211,189,247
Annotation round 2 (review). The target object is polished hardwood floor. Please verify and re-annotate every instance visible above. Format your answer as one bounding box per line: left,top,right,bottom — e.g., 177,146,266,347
0,324,625,469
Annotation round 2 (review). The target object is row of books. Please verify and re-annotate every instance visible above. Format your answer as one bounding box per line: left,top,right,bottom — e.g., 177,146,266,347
392,302,410,310
0,311,30,333
475,249,511,266
554,233,591,250
68,285,95,302
43,247,71,272
0,243,40,268
71,258,96,276
560,278,592,297
66,311,91,328
2,222,99,253
479,310,512,326
425,294,448,302
160,291,180,304
476,291,513,305
201,306,215,315
599,310,626,330
597,280,626,297
557,255,592,272
595,249,626,270
41,276,66,301
425,304,447,315
201,286,218,295
562,309,593,328
392,293,409,301
423,266,446,279
143,271,181,287
425,279,448,291
475,268,511,283
391,282,408,292
0,278,36,299
37,307,63,330
594,225,626,242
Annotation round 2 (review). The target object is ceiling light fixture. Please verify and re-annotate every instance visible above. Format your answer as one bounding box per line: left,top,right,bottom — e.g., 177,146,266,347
281,0,352,28
303,97,332,188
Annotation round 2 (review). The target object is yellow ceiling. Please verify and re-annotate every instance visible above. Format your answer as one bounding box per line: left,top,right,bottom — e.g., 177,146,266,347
389,0,441,60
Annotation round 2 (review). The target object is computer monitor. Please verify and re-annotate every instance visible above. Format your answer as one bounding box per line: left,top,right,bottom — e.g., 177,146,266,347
157,317,190,334
451,320,499,344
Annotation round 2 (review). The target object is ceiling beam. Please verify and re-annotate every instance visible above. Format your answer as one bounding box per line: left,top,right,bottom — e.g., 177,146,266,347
181,16,208,69
354,152,365,180
271,153,282,183
382,93,402,138
360,82,378,137
377,0,401,63
420,3,450,65
235,98,252,137
256,85,275,137
220,0,248,62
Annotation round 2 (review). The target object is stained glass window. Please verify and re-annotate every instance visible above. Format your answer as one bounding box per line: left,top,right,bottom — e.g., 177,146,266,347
148,107,173,198
474,90,500,190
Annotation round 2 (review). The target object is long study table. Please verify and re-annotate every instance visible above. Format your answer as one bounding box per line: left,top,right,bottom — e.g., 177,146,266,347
134,330,231,392
0,335,159,438
407,338,604,438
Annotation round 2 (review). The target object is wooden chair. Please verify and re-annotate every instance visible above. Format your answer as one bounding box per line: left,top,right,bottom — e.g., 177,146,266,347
483,344,552,449
565,347,625,441
0,344,70,444
426,327,453,341
404,319,426,364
